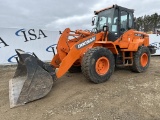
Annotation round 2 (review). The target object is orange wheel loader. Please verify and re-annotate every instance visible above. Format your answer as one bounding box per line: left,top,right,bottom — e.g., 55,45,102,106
9,5,156,108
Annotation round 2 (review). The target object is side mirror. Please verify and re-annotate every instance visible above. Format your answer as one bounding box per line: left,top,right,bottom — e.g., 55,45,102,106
103,25,108,32
92,16,97,26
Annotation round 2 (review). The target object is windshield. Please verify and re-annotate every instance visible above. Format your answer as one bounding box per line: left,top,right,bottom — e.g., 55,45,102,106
95,8,116,32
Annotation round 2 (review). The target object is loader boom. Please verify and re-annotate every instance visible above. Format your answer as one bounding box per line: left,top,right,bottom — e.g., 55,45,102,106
51,28,104,78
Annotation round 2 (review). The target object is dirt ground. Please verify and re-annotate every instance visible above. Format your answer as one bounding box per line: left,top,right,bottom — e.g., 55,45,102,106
0,56,160,120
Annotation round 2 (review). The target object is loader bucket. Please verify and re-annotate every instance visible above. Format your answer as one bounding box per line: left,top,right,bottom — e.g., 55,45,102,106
9,49,56,108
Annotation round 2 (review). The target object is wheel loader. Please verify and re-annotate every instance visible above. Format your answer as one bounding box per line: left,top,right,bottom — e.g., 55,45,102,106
9,5,156,108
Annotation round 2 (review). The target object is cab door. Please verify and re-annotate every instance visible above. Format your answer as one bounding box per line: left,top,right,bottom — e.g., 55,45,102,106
119,10,134,36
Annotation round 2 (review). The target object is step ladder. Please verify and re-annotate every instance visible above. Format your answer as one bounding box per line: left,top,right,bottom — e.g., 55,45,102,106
120,49,133,66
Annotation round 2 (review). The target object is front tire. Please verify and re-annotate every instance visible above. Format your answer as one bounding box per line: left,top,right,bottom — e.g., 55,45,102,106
131,46,150,73
81,47,115,84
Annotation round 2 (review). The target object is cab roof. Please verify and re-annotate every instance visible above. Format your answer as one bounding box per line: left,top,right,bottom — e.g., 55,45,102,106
94,4,134,15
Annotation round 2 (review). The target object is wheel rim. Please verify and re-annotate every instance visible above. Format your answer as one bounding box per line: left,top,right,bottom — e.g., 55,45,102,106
140,53,148,67
96,57,109,75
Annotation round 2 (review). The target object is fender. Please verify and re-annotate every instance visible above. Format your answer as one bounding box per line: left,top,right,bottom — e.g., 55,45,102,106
94,41,118,54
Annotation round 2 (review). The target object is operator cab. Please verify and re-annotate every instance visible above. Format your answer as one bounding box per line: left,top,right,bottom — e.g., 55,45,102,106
92,5,134,41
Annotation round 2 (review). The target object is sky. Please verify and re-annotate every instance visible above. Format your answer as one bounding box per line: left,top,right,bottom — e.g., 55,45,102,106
0,0,160,31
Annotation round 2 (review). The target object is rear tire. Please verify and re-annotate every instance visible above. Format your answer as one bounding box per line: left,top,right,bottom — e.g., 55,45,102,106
81,47,115,84
131,46,150,73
